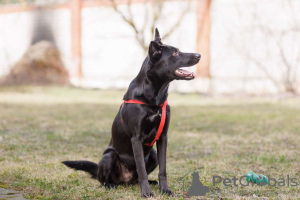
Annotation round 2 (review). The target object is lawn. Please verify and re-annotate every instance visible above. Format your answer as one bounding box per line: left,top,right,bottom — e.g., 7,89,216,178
0,86,299,199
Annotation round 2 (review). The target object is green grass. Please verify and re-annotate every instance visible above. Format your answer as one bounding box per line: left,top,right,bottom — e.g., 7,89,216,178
0,86,300,199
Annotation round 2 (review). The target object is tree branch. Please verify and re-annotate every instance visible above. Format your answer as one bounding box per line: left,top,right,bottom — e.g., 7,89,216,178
110,0,147,51
162,0,191,40
151,0,164,38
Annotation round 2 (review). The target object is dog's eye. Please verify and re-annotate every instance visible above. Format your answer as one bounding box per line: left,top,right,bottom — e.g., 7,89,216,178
173,51,179,56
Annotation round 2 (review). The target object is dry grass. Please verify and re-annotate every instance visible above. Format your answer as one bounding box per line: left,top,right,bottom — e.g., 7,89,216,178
0,86,300,199
0,41,69,86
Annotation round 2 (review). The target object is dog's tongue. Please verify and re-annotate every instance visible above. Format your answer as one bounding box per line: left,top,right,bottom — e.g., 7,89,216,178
177,69,192,75
175,68,195,79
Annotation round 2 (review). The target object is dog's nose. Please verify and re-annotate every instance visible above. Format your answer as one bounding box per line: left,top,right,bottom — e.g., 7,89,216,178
194,53,201,59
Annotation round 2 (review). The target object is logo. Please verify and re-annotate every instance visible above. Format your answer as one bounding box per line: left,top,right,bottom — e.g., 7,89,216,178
178,168,209,197
213,175,298,187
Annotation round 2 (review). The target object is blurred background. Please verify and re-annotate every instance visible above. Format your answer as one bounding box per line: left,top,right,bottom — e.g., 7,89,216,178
1,1,300,199
0,0,299,95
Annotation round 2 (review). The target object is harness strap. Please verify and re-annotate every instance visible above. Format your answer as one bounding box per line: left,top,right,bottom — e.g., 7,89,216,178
120,100,147,123
120,99,168,147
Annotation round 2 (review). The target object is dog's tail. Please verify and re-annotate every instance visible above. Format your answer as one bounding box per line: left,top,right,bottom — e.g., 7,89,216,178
62,160,98,179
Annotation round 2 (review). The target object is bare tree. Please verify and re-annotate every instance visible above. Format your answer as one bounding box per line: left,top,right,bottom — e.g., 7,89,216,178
229,0,300,94
109,0,192,53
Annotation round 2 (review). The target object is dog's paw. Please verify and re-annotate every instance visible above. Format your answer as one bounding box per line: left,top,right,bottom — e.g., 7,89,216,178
148,180,158,185
160,188,174,196
104,183,116,189
141,192,155,198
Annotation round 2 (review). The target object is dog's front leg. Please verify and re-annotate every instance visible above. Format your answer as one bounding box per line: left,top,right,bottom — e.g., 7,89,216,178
131,137,154,198
156,134,174,196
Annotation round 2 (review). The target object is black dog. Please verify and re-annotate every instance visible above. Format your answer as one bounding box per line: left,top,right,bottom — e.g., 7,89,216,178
63,29,200,198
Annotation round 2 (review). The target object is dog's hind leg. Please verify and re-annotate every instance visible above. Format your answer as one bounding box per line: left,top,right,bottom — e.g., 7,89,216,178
146,148,158,185
98,148,121,189
146,148,158,174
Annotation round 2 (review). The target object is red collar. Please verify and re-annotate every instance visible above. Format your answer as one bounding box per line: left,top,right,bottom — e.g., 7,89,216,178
120,99,168,147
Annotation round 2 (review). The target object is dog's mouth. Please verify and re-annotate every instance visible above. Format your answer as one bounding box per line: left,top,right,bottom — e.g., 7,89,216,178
174,67,195,80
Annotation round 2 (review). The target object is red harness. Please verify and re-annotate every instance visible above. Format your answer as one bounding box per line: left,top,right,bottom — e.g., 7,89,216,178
120,99,168,147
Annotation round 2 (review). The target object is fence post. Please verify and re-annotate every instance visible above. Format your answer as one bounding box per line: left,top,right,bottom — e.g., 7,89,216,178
71,0,82,78
196,0,211,78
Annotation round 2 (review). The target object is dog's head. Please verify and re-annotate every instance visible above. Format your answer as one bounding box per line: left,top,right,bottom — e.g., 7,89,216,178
148,28,201,81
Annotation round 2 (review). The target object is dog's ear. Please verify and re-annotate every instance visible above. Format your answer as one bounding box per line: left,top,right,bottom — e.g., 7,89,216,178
155,28,160,40
148,41,162,63
154,28,162,44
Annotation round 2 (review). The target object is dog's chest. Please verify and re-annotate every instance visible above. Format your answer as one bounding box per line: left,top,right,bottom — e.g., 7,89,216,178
142,108,168,140
144,109,162,131
147,110,161,122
